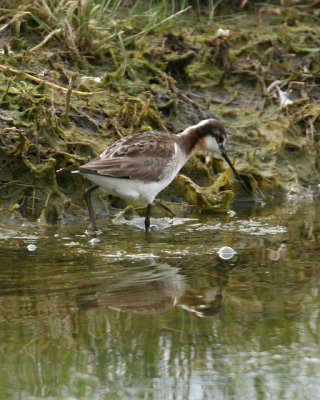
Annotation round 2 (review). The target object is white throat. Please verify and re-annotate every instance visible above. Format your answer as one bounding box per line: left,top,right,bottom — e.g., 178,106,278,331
203,135,221,153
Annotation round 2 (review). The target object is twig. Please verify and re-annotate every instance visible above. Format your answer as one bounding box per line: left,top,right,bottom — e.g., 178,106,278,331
0,11,31,33
0,75,16,103
0,64,107,96
63,72,77,121
64,20,82,61
29,28,62,52
170,83,207,112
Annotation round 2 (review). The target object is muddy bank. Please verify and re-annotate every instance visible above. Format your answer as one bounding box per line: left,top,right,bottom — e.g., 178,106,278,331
0,1,319,224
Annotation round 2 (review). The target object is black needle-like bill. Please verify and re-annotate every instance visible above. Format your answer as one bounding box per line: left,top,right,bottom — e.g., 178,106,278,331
219,145,251,195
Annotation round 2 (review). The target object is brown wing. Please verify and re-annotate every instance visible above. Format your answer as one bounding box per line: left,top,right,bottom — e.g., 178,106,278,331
79,131,177,182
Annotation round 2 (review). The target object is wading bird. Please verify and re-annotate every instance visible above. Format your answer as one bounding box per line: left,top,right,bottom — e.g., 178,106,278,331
78,119,248,231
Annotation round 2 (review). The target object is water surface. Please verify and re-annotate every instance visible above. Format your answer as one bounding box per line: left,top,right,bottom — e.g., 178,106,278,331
0,199,320,399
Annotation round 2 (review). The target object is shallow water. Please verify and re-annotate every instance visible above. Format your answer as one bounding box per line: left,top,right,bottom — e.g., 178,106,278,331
0,199,320,400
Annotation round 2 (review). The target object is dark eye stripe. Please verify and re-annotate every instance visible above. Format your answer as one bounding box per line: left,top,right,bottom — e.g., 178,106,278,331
216,134,225,144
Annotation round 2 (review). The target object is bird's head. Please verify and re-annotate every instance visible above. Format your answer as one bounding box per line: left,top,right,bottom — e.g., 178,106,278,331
193,119,250,194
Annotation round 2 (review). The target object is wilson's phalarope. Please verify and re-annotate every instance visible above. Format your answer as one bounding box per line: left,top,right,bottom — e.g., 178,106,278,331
78,118,248,231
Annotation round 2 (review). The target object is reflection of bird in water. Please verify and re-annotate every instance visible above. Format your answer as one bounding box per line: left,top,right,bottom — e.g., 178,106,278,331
77,119,249,231
76,263,227,317
178,287,224,317
104,264,185,315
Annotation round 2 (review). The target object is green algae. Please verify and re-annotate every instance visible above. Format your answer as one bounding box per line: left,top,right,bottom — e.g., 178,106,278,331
0,1,319,223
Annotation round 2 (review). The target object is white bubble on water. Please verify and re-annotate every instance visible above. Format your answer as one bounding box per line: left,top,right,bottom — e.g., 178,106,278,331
27,244,37,252
217,246,237,260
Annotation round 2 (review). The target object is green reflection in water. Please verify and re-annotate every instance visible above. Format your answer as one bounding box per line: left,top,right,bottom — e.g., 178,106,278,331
0,200,320,399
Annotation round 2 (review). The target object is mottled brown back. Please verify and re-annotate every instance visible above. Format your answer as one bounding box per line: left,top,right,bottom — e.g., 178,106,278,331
79,131,179,182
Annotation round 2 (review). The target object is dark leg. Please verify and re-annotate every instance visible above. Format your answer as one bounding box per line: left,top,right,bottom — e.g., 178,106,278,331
84,185,99,231
145,203,152,231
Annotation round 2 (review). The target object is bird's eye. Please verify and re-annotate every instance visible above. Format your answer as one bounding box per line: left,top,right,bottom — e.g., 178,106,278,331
217,134,227,148
217,135,224,144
